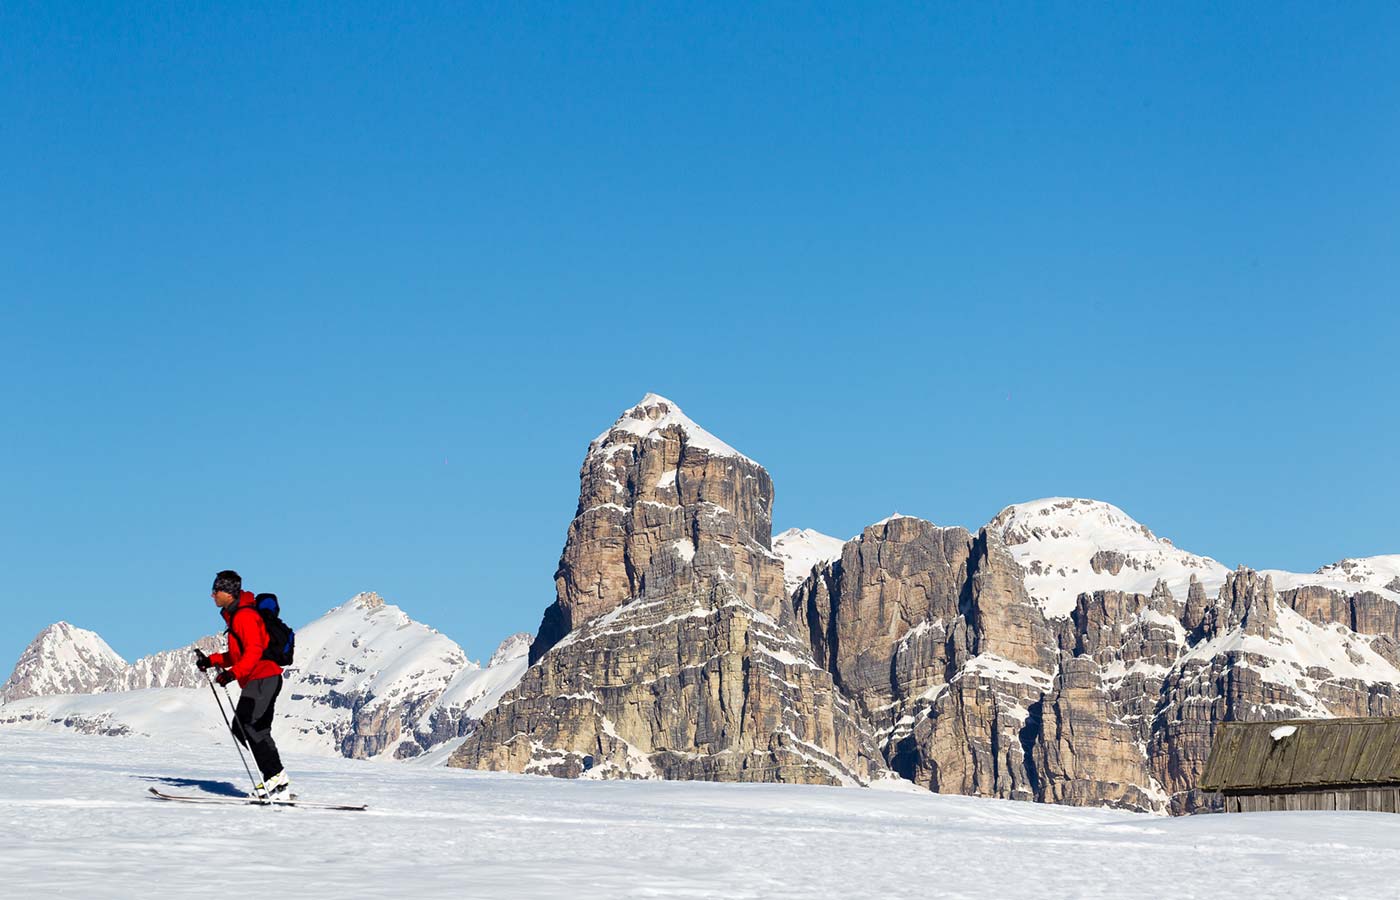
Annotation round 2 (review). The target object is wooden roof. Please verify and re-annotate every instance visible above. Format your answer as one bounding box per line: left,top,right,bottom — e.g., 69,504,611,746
1200,718,1400,792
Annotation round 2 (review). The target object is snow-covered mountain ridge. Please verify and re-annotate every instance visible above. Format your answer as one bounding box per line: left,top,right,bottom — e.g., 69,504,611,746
782,497,1397,621
0,593,528,761
987,497,1232,617
985,496,1400,615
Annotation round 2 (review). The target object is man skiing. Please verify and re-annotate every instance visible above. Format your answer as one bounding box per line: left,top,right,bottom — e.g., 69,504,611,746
195,570,290,800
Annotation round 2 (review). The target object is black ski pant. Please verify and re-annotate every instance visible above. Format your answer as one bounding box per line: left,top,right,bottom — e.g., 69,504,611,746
232,674,284,780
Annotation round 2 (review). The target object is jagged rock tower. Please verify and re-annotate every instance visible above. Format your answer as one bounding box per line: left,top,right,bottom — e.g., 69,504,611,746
449,394,885,783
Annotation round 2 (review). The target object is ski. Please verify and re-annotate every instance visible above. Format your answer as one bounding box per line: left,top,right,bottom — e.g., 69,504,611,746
147,786,367,811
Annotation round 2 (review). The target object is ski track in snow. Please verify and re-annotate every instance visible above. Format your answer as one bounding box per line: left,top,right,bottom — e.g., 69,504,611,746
5,732,1400,898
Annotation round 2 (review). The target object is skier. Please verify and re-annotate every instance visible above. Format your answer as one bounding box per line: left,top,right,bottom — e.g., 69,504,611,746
195,570,291,800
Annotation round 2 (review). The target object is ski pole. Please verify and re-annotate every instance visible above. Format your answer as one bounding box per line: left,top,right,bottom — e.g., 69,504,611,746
202,669,264,800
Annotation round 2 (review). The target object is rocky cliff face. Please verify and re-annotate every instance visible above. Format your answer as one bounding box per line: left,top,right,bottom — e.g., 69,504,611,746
791,500,1400,814
530,393,787,664
451,394,885,785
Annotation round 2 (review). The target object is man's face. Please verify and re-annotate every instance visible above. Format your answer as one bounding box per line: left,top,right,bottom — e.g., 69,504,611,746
212,590,236,608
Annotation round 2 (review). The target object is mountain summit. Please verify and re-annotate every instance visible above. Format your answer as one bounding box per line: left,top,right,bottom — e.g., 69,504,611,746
452,394,884,784
1,623,127,704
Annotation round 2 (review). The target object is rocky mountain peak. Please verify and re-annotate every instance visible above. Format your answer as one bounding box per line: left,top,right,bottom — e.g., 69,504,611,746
1,622,128,704
529,394,784,663
589,393,750,462
452,396,883,785
487,632,533,668
987,497,1229,618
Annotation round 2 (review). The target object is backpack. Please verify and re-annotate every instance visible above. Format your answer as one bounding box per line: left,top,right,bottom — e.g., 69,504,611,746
228,593,296,667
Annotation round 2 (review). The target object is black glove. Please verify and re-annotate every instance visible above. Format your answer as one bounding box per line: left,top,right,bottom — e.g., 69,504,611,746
215,670,236,687
194,649,213,671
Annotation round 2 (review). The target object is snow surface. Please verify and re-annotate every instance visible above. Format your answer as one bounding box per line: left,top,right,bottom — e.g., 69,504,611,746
771,527,847,592
1259,559,1400,603
590,393,750,462
989,498,1231,617
1311,555,1400,590
988,498,1400,617
7,729,1400,899
1177,605,1400,709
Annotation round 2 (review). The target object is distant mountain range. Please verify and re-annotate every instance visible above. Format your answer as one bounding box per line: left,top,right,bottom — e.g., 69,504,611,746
5,393,1398,814
1,593,529,760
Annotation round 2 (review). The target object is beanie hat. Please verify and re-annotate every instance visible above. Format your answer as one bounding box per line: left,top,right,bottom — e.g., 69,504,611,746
213,570,242,598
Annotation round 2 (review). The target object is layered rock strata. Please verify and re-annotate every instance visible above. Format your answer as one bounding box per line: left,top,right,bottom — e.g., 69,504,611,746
452,395,884,784
793,511,1400,814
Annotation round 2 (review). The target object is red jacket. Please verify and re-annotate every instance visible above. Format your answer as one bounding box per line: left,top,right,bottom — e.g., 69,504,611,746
208,591,284,686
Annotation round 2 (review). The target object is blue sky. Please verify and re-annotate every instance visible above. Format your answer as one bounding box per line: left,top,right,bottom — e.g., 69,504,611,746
2,2,1397,670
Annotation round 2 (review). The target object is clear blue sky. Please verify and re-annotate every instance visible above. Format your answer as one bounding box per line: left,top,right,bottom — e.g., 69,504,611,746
2,2,1397,670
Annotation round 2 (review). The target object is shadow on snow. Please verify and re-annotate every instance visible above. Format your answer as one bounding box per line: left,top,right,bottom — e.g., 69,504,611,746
137,775,246,798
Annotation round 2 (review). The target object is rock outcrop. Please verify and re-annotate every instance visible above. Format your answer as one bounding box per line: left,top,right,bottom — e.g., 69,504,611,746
452,394,885,784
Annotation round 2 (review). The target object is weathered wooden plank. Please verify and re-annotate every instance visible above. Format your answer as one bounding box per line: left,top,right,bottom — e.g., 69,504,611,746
1200,718,1400,793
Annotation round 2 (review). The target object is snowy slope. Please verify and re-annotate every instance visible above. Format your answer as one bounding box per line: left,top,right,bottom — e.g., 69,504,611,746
429,632,531,719
7,729,1400,900
281,592,470,728
988,498,1231,617
0,687,233,745
241,592,527,758
0,622,128,703
1262,555,1400,600
772,527,847,592
1312,555,1400,590
1179,605,1400,706
986,498,1400,617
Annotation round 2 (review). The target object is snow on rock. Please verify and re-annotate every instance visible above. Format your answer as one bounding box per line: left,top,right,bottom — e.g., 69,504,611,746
277,591,521,759
122,635,225,690
0,622,129,704
988,497,1230,618
1261,555,1400,601
589,392,750,462
772,527,847,593
1181,604,1400,696
486,632,533,669
427,632,532,722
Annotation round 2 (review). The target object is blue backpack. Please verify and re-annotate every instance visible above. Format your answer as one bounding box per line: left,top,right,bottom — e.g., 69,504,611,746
229,593,296,666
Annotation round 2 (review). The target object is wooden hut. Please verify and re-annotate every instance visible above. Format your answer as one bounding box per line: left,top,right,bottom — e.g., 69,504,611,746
1200,718,1400,813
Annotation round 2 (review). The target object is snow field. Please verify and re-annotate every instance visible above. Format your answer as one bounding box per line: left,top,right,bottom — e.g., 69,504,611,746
5,730,1400,899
